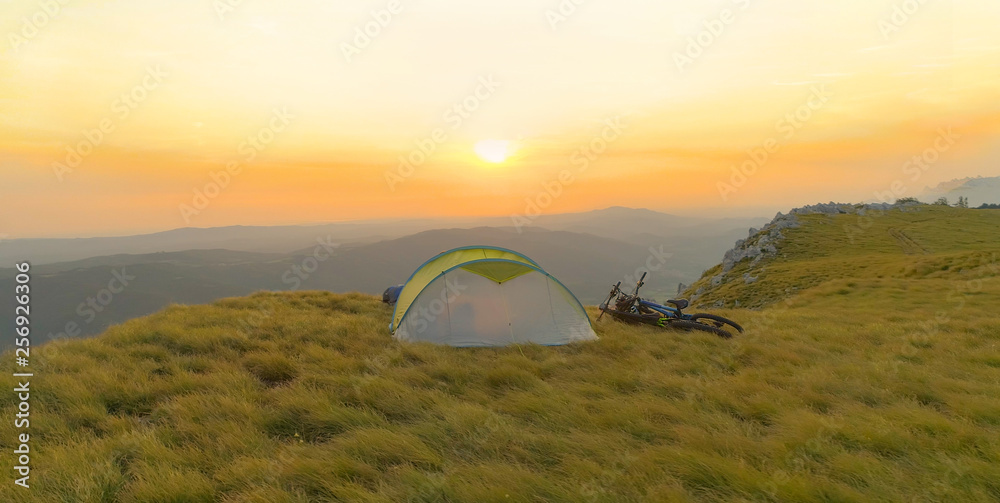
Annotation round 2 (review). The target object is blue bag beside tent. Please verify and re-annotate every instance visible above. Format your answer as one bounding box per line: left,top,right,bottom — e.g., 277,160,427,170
382,285,404,305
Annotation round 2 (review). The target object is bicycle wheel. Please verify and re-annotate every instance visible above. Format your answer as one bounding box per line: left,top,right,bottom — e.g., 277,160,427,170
667,319,733,339
688,313,744,334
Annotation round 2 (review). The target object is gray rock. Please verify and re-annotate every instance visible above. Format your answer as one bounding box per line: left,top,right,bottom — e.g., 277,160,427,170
677,283,688,295
870,202,892,210
711,274,724,287
722,247,747,272
716,211,799,274
790,202,852,216
770,217,800,231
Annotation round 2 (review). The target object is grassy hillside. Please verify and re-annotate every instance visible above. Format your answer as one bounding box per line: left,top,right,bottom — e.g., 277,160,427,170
2,206,999,501
685,205,1000,309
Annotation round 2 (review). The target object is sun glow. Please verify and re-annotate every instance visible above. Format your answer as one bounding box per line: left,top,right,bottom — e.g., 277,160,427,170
474,140,511,164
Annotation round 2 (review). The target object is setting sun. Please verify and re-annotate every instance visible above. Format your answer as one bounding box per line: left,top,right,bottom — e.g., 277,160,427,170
474,140,511,164
0,0,998,238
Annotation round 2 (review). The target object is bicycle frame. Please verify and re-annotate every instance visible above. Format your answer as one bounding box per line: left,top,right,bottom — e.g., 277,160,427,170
611,271,693,323
634,299,690,320
599,273,741,337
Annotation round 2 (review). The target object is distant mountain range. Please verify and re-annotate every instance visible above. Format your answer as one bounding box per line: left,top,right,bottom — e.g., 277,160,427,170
0,208,769,348
919,176,1000,206
0,207,767,265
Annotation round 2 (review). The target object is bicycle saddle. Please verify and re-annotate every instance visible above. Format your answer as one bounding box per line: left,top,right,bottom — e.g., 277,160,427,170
666,299,689,310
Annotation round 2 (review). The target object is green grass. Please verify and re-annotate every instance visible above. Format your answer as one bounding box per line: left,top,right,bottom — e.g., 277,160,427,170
2,206,999,502
686,205,1000,308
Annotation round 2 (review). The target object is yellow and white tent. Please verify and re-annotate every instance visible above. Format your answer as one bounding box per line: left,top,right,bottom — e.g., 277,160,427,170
390,246,597,346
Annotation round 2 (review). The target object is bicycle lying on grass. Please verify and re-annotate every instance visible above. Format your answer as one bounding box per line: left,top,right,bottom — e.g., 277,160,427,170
597,272,744,338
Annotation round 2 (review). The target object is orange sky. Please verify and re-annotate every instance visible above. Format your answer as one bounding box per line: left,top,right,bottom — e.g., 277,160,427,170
1,0,999,238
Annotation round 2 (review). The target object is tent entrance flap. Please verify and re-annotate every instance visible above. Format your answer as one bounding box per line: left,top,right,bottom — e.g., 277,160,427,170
460,261,534,284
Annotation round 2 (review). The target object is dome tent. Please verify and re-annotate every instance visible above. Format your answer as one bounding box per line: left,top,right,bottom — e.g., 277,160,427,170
390,246,597,346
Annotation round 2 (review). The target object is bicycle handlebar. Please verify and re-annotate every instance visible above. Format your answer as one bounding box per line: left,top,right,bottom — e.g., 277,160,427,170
597,281,623,321
632,272,647,296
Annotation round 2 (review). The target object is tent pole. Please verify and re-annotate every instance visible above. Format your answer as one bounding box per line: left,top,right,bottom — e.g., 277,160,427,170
498,281,518,347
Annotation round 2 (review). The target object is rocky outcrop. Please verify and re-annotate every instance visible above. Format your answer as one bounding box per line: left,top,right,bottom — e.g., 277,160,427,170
721,211,799,274
689,200,922,305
